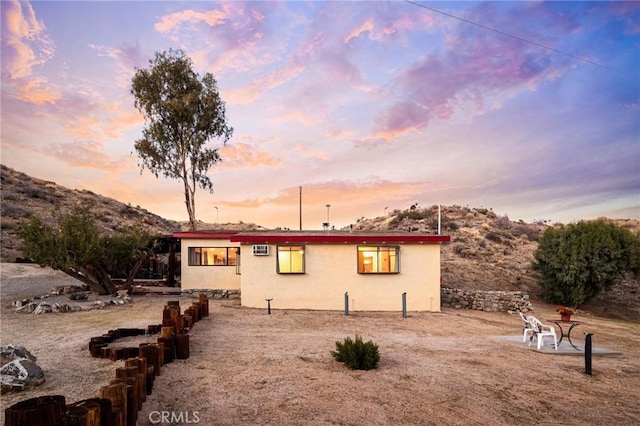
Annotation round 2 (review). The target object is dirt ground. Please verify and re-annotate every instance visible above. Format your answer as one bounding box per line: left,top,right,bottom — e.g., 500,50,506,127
1,264,639,425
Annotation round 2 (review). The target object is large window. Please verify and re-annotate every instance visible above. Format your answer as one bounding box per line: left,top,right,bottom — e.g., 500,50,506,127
277,245,305,274
188,247,239,266
357,246,399,274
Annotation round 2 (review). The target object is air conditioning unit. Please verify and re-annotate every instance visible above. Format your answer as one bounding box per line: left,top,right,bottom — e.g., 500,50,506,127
252,245,270,256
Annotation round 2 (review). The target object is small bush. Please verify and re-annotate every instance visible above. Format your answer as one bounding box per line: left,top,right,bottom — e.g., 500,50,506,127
445,220,460,231
494,215,511,230
512,224,542,242
68,292,88,300
453,243,476,258
485,231,502,243
331,335,380,370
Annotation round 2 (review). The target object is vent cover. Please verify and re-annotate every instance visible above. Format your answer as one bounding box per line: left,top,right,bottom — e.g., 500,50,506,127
252,245,270,256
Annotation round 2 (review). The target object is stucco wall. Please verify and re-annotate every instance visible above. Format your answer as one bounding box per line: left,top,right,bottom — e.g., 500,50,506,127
179,238,241,291
239,243,442,311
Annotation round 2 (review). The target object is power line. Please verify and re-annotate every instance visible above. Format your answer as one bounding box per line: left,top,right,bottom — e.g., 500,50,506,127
404,0,633,77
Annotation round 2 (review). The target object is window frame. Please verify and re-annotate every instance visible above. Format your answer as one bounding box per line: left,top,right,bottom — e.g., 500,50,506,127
357,245,400,274
187,247,239,266
276,245,306,274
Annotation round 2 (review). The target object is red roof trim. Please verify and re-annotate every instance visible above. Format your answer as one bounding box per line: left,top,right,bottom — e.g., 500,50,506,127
173,231,450,244
173,231,239,239
230,234,450,244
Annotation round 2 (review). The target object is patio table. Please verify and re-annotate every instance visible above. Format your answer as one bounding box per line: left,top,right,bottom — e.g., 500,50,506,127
548,319,582,350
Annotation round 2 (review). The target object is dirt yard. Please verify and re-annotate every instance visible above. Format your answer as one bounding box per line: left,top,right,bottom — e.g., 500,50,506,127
1,264,639,425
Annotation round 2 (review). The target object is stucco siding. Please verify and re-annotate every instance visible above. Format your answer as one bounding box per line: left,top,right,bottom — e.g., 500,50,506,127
239,243,441,311
179,238,241,290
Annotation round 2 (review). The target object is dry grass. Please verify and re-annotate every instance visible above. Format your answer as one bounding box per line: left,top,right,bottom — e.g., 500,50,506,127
2,294,639,425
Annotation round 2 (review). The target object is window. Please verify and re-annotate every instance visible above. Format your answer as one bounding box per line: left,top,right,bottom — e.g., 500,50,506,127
277,245,305,273
357,246,399,273
188,247,239,266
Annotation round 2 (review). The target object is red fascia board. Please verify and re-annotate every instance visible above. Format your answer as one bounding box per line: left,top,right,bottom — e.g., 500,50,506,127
230,234,450,244
173,232,239,239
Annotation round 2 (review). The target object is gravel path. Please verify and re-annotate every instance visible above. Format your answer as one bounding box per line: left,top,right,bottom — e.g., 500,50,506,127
0,263,83,298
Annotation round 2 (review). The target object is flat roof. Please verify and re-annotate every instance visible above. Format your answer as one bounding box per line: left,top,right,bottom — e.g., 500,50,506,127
173,230,450,244
173,231,239,239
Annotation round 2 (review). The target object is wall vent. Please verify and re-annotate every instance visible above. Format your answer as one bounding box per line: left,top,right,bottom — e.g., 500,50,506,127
252,245,270,256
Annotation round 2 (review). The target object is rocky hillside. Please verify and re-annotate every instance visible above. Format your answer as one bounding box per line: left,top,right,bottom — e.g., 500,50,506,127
0,165,266,261
350,205,639,321
351,205,546,295
0,165,181,261
1,164,638,320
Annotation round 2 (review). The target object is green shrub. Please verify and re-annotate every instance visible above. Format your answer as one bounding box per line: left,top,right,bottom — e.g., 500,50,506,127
331,335,380,370
533,220,640,306
68,292,88,300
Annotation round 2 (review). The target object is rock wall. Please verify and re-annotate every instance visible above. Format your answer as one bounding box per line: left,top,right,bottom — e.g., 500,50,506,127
182,289,533,312
180,289,241,300
441,287,533,312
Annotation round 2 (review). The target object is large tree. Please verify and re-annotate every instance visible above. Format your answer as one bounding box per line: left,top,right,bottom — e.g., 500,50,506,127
533,220,640,307
131,49,233,231
20,207,154,295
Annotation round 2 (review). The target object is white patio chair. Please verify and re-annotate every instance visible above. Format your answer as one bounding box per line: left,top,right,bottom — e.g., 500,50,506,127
526,316,558,350
518,312,535,343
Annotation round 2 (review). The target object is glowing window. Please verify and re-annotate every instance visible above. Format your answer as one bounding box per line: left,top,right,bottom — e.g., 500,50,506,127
357,246,399,274
188,247,239,266
277,245,305,274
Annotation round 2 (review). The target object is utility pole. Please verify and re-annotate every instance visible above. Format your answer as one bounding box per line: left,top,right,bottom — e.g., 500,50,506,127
326,204,331,228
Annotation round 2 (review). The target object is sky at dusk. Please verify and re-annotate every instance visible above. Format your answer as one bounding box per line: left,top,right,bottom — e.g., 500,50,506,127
1,0,639,230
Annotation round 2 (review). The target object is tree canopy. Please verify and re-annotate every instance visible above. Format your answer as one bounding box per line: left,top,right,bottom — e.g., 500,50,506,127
131,49,233,231
532,220,640,307
20,207,153,295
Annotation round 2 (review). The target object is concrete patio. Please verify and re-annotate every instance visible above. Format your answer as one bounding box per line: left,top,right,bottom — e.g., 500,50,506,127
495,335,623,356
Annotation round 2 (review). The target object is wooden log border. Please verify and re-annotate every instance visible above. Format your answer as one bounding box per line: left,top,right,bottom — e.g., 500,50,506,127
4,294,210,426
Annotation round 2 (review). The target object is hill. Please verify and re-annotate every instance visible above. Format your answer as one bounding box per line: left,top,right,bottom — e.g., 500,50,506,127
1,164,638,320
0,164,181,261
350,205,639,321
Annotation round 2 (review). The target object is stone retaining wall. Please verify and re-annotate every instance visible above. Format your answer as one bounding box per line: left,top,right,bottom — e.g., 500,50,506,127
181,288,533,312
441,287,533,312
180,289,241,300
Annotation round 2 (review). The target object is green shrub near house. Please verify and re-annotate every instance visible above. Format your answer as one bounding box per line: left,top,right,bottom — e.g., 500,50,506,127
331,335,380,370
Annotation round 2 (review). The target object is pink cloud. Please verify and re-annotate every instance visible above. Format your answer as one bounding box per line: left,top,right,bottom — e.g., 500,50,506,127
89,41,144,88
154,2,274,75
1,0,53,80
272,109,317,127
372,6,573,139
44,140,122,171
13,76,60,104
154,8,228,33
344,20,374,44
292,145,330,161
226,62,306,104
270,5,436,139
1,0,58,105
201,178,444,228
219,143,283,169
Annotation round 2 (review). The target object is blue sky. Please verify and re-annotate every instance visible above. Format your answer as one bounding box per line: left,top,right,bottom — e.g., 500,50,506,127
1,1,638,229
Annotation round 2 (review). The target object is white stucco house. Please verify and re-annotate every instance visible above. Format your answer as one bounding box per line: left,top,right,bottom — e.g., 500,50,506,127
173,230,450,312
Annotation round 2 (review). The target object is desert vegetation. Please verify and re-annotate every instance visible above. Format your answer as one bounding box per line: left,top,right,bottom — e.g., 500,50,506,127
1,167,639,425
2,164,639,320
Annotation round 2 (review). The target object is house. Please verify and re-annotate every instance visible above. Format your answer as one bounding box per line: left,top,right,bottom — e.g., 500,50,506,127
173,230,450,312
